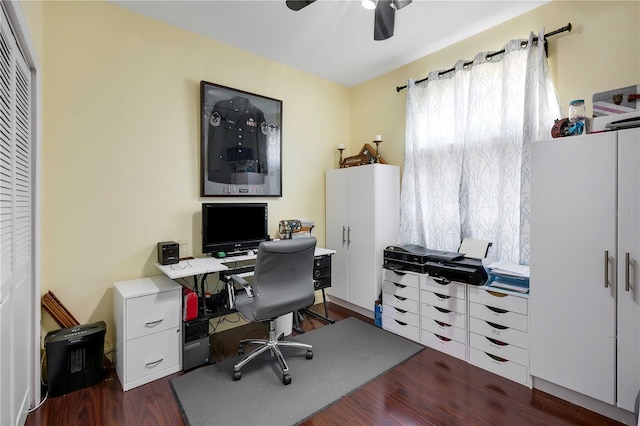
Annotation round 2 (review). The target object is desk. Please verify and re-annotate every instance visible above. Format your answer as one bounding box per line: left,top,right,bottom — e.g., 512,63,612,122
155,247,336,321
156,248,335,280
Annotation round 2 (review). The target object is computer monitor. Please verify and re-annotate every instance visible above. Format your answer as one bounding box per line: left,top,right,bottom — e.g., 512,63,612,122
202,203,268,256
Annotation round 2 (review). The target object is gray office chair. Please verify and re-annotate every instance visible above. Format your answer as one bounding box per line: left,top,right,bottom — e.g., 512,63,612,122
230,237,317,385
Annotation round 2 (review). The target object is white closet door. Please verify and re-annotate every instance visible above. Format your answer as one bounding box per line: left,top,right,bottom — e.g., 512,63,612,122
325,168,349,301
530,133,616,405
0,4,33,425
346,165,377,310
617,127,640,411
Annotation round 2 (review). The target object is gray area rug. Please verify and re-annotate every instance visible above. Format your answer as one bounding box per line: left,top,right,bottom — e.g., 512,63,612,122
170,317,423,426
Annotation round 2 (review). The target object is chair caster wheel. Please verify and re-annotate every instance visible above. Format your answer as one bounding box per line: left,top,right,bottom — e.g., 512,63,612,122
233,371,242,381
282,374,292,385
306,350,313,360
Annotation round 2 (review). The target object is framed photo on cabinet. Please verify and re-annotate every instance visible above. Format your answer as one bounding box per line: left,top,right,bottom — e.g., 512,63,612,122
200,81,282,197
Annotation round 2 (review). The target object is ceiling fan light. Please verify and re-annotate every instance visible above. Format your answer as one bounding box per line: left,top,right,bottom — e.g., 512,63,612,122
361,0,378,10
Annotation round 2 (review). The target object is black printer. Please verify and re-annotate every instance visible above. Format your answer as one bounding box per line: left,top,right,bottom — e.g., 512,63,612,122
383,244,488,285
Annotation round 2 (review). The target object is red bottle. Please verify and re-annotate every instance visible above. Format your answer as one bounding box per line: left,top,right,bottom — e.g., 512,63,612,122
183,289,198,321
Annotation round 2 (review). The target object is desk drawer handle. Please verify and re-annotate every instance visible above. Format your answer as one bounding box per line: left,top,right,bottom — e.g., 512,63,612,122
393,307,407,314
434,306,451,314
145,319,164,327
434,320,451,328
434,293,450,300
393,295,407,301
393,283,407,289
393,319,407,326
486,306,508,314
145,358,164,368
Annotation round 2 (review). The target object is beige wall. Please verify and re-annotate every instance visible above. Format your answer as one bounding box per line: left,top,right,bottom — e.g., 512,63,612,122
351,0,640,171
21,0,640,346
39,1,350,344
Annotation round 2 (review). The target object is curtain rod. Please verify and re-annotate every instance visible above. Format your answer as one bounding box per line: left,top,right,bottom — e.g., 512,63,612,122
395,23,572,92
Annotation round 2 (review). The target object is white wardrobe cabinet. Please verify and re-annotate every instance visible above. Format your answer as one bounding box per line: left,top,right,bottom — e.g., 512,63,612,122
325,164,400,313
530,128,640,412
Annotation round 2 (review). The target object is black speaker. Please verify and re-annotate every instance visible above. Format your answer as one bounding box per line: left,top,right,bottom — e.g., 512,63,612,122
158,241,179,265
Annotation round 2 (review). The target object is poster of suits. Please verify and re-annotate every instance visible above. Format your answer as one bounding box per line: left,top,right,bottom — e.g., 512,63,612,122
200,80,282,197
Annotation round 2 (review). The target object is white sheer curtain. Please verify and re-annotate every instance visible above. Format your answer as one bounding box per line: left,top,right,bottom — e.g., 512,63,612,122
400,31,561,264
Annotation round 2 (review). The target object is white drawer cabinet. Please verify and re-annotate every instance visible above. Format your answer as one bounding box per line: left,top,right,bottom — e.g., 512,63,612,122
114,275,182,391
420,277,467,360
382,270,420,342
468,286,530,385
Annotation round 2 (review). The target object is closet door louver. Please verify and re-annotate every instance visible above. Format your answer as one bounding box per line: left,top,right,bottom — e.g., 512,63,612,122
0,4,32,425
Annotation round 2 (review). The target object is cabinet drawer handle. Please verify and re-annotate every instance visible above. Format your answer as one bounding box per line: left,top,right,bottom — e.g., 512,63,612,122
434,306,451,314
393,283,407,289
392,270,407,276
393,295,407,301
434,334,451,342
434,293,450,300
393,307,407,314
486,306,508,314
486,290,507,298
486,321,508,330
342,226,346,246
393,319,407,326
486,336,508,346
625,252,631,292
145,319,164,327
434,320,451,328
486,353,508,363
604,250,609,288
145,358,164,368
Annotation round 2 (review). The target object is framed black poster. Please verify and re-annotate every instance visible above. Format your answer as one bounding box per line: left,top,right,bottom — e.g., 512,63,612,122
200,81,282,197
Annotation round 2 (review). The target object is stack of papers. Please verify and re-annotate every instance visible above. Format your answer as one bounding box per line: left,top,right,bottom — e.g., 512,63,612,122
486,261,530,294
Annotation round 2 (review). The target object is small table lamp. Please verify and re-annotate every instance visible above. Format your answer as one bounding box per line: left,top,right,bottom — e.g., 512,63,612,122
373,135,382,163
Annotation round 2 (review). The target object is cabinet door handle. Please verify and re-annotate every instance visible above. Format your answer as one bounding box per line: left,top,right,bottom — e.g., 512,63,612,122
347,227,351,247
604,250,609,288
625,252,631,292
145,319,163,327
145,358,164,368
342,226,346,246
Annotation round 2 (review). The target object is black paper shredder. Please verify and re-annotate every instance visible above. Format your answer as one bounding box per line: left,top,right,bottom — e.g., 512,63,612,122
44,321,106,397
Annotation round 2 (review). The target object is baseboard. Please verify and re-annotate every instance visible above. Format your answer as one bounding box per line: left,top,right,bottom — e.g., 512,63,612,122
532,377,636,425
325,295,374,319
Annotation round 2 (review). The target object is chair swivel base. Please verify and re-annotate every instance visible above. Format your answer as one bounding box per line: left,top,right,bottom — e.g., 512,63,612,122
233,319,313,385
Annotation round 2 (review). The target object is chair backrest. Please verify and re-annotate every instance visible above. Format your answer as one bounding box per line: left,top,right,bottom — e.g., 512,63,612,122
250,237,317,321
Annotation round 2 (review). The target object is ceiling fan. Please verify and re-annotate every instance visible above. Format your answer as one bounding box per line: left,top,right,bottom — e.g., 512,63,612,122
285,0,412,40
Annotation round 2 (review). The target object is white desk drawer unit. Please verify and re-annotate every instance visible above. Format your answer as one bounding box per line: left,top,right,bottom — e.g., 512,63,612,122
420,277,467,360
114,275,182,391
468,286,530,385
382,270,420,342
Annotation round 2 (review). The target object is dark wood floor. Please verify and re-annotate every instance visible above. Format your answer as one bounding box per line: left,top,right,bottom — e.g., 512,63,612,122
27,303,622,426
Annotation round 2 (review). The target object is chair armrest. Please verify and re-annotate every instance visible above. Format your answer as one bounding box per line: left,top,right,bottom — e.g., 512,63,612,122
230,274,253,297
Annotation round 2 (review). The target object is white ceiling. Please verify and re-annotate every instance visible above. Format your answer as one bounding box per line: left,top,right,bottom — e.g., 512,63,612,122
111,0,548,87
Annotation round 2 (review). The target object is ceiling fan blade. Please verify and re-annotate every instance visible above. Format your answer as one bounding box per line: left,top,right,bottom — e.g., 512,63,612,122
391,0,412,10
286,0,317,11
374,0,395,40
